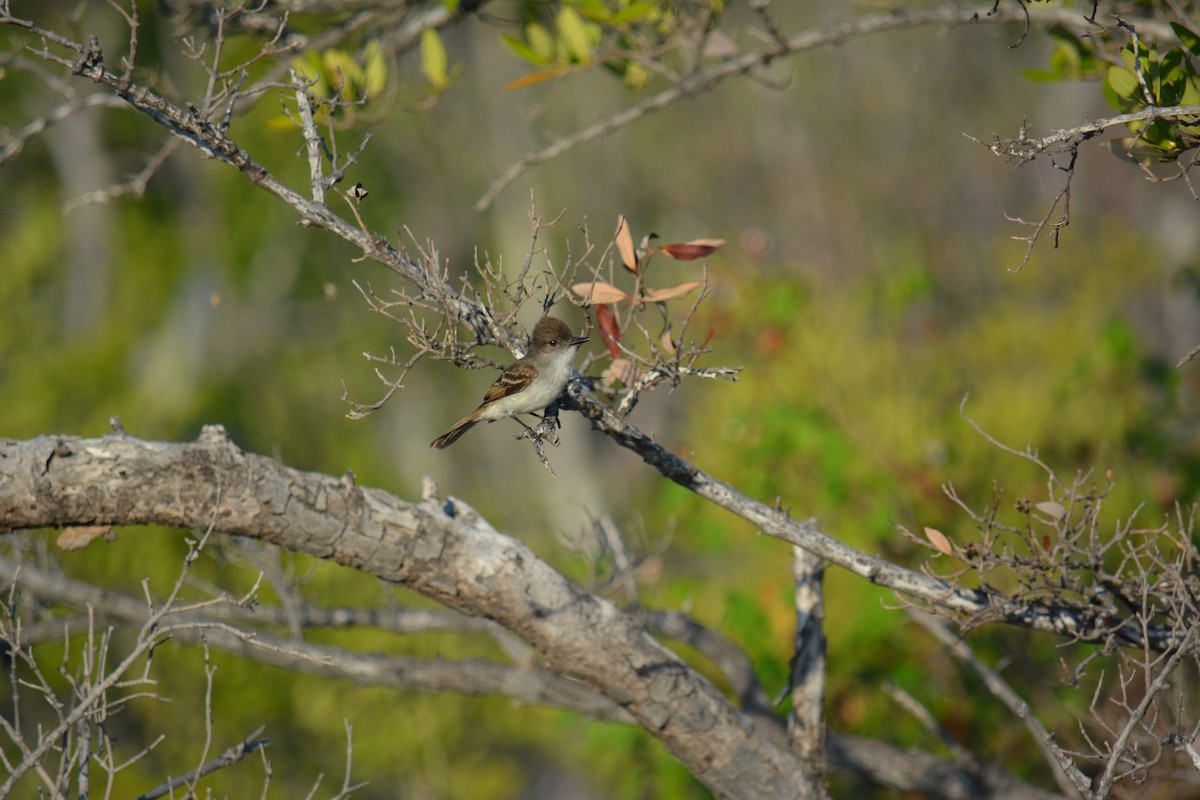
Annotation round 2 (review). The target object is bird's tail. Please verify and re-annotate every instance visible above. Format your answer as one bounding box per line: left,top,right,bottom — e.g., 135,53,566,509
430,416,479,449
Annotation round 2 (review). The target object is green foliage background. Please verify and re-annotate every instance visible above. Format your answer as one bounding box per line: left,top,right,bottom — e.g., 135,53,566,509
2,1,1199,798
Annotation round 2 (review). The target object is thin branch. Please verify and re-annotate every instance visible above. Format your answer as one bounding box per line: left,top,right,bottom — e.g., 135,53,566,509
63,138,181,212
883,681,976,765
0,92,128,165
476,3,1164,210
1093,625,1200,797
910,610,1090,799
134,726,270,800
971,104,1200,163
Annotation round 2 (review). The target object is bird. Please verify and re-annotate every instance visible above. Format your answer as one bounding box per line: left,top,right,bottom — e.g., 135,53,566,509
430,316,589,449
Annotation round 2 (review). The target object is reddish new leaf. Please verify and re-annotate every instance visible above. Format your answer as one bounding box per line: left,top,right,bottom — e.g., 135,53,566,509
505,68,567,90
615,214,638,273
596,304,622,357
571,281,628,304
659,238,726,261
639,281,703,303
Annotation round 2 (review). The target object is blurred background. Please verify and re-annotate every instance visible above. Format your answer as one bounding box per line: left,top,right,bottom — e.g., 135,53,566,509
2,1,1199,797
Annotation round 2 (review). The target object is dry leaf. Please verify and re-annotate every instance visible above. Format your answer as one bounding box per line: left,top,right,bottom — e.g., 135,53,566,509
661,330,678,356
57,525,113,551
596,304,622,357
601,358,638,387
639,281,703,303
924,526,953,556
571,281,628,304
615,215,637,273
659,238,726,261
1035,501,1067,520
701,30,740,59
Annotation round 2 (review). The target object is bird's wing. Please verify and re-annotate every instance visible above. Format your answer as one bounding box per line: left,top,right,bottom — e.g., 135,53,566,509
481,359,538,404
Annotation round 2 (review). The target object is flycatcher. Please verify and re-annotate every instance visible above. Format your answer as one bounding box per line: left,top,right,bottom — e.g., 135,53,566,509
431,316,589,449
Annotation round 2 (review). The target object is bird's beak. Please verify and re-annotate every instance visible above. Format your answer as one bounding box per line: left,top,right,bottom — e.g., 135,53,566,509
570,336,590,346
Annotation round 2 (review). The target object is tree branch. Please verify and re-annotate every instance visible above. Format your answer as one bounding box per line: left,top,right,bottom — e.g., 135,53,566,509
0,426,814,800
0,429,1068,800
475,2,1173,210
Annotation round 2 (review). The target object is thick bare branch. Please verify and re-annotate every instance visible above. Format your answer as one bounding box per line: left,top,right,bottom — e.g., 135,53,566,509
787,545,827,788
0,427,814,800
0,430,1070,800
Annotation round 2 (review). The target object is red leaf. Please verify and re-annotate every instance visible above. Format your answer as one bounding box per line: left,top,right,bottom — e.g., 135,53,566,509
615,215,638,273
660,238,726,261
596,304,622,357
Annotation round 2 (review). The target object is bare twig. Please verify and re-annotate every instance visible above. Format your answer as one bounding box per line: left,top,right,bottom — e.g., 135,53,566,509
476,3,1164,210
134,726,270,800
910,610,1090,798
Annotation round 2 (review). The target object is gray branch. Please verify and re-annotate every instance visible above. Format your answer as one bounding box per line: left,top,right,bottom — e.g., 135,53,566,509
0,427,812,800
0,429,1067,800
134,727,270,800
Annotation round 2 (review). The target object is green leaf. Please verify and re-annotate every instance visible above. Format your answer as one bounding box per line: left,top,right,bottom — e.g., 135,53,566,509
324,48,364,94
574,0,608,19
363,40,387,98
291,51,331,98
501,34,548,66
557,7,594,65
1123,41,1161,95
610,3,661,26
1182,74,1200,106
1101,71,1121,110
1140,119,1180,152
623,60,650,89
526,22,556,62
1172,21,1200,59
420,28,449,89
1106,66,1141,103
1159,48,1187,105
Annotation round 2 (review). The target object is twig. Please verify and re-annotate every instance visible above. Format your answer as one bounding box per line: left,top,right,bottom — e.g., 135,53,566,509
910,609,1090,798
134,726,270,800
476,3,1153,210
882,680,975,765
1093,625,1199,796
